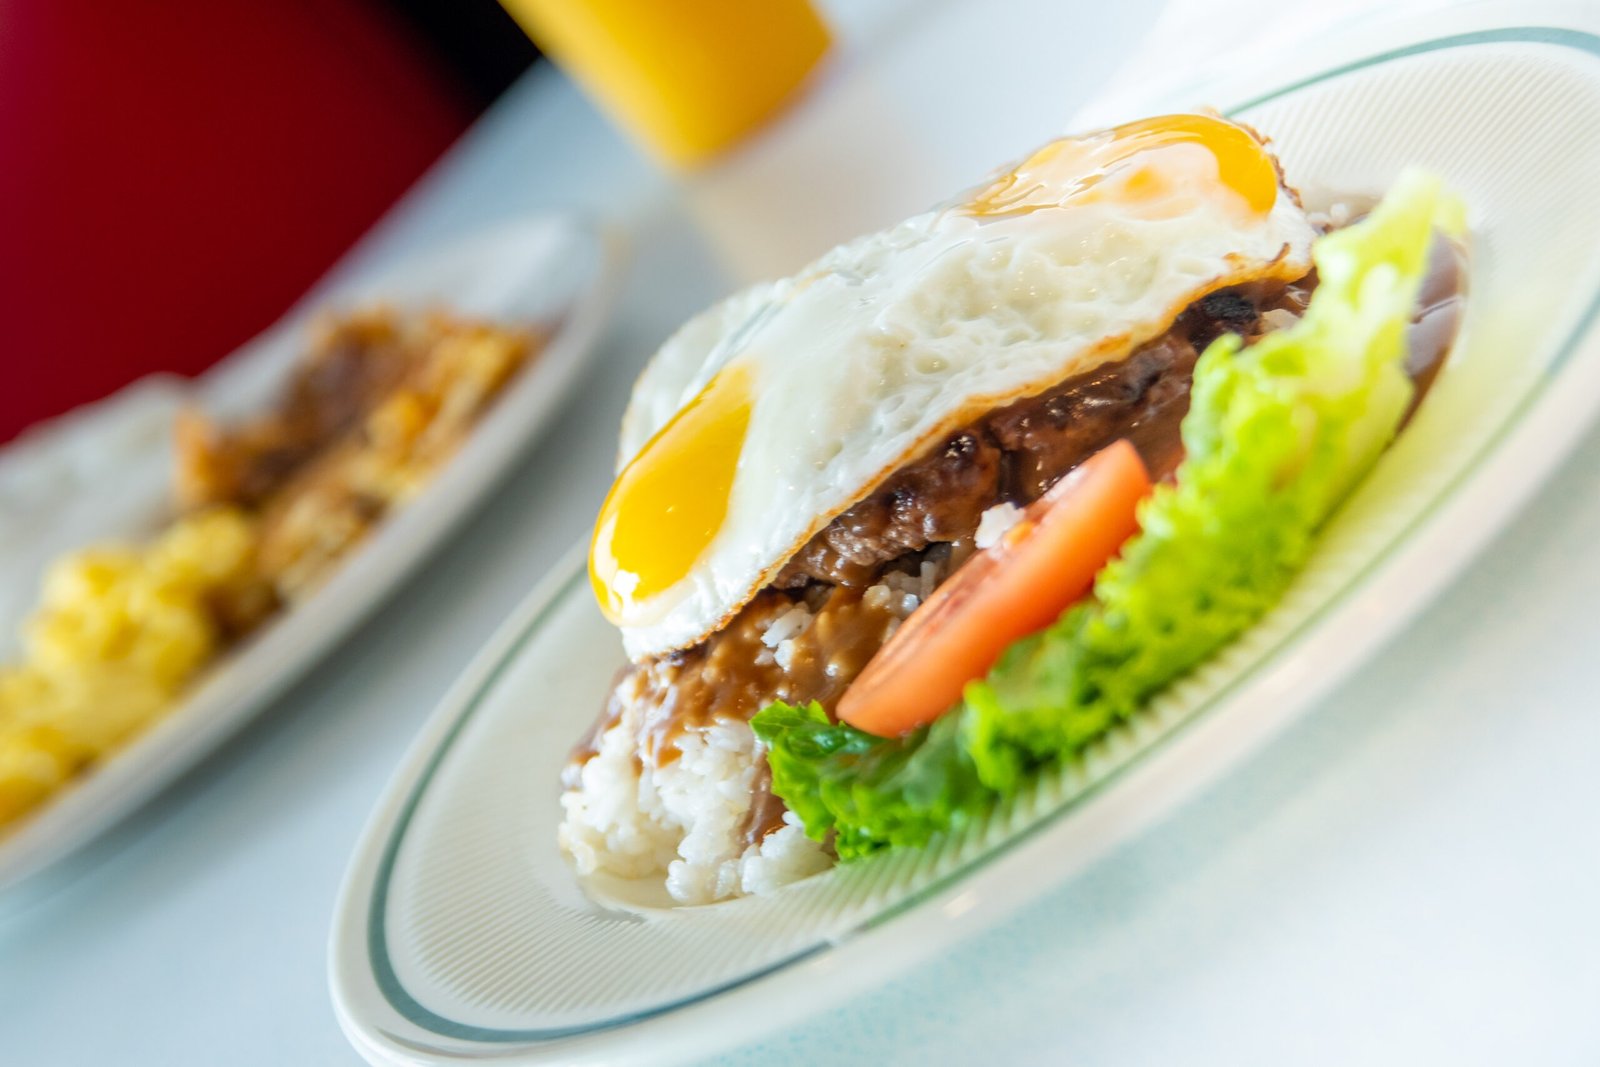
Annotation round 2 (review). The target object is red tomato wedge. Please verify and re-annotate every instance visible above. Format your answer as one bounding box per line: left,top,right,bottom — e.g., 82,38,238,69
837,439,1152,737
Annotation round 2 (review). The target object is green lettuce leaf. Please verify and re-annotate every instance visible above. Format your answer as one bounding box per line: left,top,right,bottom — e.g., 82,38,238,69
752,170,1466,856
756,701,988,859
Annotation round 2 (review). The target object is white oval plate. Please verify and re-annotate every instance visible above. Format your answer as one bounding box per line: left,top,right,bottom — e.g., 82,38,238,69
0,214,623,897
331,6,1600,1065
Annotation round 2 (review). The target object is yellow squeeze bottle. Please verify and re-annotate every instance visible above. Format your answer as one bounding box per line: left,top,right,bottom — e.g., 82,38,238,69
501,0,831,166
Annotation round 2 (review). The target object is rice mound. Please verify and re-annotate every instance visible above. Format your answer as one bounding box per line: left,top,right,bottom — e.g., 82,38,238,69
559,565,943,905
558,693,833,904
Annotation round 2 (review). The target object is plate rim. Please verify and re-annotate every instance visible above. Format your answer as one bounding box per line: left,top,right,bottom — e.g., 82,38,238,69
0,211,626,898
332,14,1600,1066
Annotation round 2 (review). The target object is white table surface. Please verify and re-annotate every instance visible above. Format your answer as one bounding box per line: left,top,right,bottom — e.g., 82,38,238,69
5,1,1600,1064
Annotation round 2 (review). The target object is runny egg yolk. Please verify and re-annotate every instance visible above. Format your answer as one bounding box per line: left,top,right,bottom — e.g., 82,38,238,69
590,364,754,623
964,113,1278,220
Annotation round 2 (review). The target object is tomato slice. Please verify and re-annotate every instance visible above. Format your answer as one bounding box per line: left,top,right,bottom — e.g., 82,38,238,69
836,439,1151,737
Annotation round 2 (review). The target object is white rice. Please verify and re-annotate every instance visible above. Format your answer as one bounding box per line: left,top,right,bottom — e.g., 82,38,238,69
559,570,934,905
974,501,1024,549
1260,307,1301,332
760,602,813,647
761,601,814,673
558,672,835,904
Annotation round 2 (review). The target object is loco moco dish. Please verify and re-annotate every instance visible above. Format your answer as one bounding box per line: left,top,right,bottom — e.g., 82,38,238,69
561,114,1466,904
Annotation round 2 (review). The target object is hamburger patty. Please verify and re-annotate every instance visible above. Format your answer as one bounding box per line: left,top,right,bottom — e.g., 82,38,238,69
770,294,1249,589
772,284,1305,590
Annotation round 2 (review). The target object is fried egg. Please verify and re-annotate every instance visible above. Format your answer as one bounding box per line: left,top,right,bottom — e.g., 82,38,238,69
593,114,1318,659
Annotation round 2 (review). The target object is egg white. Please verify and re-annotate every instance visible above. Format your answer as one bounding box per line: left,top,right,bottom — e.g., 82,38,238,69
613,138,1317,659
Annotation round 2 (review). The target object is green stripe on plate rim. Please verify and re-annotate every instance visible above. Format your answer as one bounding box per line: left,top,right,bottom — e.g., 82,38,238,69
363,24,1600,1045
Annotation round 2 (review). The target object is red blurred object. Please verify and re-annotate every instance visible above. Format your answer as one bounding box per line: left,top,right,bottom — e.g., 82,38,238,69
0,0,476,443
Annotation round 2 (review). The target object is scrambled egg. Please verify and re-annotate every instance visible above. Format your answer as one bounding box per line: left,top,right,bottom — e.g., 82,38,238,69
0,509,270,827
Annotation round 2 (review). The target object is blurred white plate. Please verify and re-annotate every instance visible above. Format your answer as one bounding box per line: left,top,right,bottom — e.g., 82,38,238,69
331,4,1600,1064
0,213,622,896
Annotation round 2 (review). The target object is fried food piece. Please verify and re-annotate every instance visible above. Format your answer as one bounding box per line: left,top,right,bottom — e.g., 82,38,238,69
175,309,540,598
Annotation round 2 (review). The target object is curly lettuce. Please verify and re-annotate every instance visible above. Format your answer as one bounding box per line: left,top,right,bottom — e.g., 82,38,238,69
753,171,1466,859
